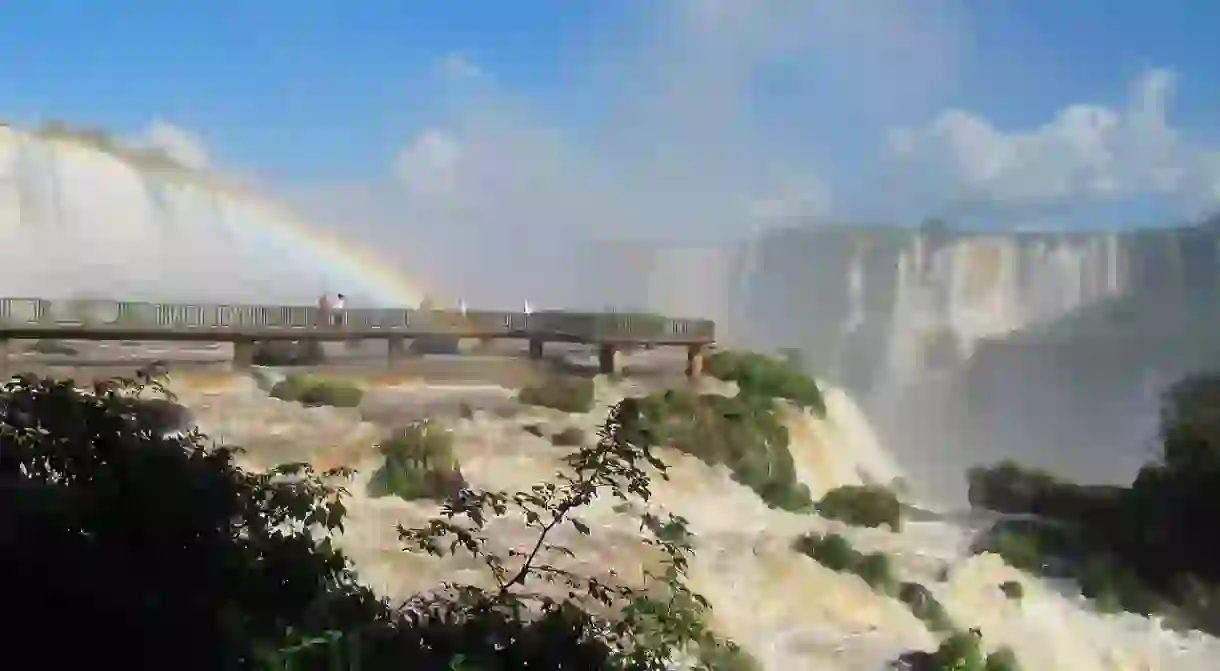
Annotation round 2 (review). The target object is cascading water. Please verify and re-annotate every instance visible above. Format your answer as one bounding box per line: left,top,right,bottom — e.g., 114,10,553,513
0,125,405,305
167,371,1220,670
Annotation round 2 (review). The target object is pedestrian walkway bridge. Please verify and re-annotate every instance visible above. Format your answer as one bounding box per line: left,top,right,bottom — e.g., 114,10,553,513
0,298,716,376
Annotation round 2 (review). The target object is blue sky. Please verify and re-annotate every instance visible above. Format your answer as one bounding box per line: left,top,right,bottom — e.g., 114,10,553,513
2,0,1219,240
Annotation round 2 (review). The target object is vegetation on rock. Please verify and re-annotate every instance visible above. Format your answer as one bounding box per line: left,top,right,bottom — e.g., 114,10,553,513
270,373,364,408
999,580,1024,601
366,421,466,501
966,371,1220,635
793,532,1021,669
897,582,953,633
816,483,903,530
704,350,826,415
792,533,897,595
517,374,596,413
636,386,813,511
895,631,1021,671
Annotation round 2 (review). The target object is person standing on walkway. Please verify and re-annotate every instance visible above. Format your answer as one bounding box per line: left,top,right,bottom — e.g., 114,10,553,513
332,293,346,326
317,293,331,325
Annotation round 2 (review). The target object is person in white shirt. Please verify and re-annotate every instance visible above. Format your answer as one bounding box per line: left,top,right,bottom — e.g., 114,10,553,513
331,293,345,326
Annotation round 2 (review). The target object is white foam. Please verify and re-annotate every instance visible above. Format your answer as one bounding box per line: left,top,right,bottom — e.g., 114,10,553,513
169,374,1220,670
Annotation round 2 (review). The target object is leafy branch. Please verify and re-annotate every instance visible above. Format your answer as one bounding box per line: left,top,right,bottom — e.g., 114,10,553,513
397,397,741,670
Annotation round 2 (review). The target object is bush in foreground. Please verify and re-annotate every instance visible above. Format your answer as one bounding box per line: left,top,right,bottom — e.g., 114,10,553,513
270,373,364,408
817,483,903,531
518,374,596,413
0,371,379,670
366,421,466,501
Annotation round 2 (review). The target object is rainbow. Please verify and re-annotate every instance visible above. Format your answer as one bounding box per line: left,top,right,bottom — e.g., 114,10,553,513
180,171,435,309
3,123,434,308
240,199,431,308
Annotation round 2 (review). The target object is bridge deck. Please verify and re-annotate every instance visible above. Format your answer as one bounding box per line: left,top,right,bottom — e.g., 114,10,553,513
0,298,716,346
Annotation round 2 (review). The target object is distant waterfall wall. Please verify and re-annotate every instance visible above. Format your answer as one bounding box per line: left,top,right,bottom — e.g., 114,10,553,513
0,126,404,305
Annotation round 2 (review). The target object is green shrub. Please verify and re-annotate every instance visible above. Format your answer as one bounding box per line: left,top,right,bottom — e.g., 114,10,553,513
929,630,986,670
635,387,812,511
898,582,954,632
793,533,897,595
817,484,903,530
367,421,466,502
550,426,586,447
999,581,1024,601
794,533,857,572
856,551,898,595
985,646,1020,671
517,375,595,413
704,350,826,415
269,374,364,408
891,632,1019,670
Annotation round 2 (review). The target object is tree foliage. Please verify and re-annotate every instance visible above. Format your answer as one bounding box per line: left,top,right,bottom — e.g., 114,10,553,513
967,371,1220,634
0,370,747,670
0,371,378,670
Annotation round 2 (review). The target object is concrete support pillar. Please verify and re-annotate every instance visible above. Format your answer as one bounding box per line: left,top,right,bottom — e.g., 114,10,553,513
598,343,621,375
232,340,257,370
0,338,10,381
528,338,544,360
387,336,408,364
686,344,705,379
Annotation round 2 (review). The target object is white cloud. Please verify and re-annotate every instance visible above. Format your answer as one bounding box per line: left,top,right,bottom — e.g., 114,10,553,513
887,68,1220,210
135,120,211,171
433,52,485,81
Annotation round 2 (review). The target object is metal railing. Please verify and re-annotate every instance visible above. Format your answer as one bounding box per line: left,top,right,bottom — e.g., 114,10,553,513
0,298,715,343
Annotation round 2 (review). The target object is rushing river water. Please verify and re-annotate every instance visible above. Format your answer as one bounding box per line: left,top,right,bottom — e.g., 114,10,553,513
165,371,1220,670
